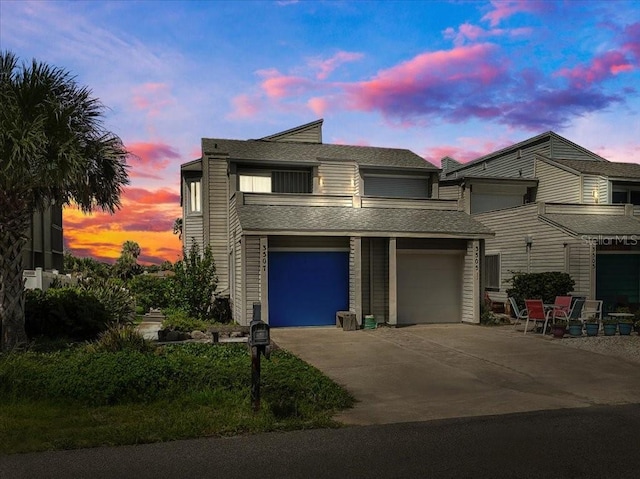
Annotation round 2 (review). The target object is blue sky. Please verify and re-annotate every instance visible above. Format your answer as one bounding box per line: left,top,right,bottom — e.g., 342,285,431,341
2,0,640,263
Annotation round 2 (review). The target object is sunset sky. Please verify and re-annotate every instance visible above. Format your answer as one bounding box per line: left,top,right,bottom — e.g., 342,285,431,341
2,0,640,265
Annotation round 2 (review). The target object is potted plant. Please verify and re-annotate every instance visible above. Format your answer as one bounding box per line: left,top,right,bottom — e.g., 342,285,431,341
584,318,599,337
568,320,583,337
602,318,618,336
618,318,633,336
550,319,567,339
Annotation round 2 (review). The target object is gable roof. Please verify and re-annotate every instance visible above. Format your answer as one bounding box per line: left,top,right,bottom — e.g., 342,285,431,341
549,159,640,180
202,138,437,170
442,131,607,179
237,204,493,238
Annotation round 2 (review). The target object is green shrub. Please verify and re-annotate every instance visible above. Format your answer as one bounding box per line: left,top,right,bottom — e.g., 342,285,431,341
128,274,172,313
85,325,155,354
82,279,136,325
506,271,575,307
25,287,111,341
161,309,211,332
171,242,218,321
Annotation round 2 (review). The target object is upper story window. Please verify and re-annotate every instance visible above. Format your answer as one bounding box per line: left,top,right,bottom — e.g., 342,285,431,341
239,169,311,194
240,174,271,193
187,178,202,214
363,175,430,198
612,186,640,205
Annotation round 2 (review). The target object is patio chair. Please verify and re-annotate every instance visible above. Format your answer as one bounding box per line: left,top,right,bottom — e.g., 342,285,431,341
567,298,586,324
551,296,572,321
524,299,551,335
580,300,603,327
509,297,528,330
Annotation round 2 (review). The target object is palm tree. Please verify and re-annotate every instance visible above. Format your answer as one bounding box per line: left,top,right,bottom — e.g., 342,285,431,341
0,51,129,351
172,217,183,240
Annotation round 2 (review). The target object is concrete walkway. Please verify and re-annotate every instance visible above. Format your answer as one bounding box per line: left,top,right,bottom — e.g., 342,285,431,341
270,324,640,425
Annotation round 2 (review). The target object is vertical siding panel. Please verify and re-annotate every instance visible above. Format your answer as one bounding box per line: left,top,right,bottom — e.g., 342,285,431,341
209,159,229,292
461,240,476,323
361,238,371,316
371,238,388,323
244,236,261,326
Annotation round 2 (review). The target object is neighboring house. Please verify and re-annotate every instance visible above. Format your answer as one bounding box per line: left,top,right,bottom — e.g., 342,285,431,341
23,205,64,272
440,131,640,313
180,120,493,327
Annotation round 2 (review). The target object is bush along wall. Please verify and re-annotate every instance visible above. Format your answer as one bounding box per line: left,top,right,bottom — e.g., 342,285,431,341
506,271,575,308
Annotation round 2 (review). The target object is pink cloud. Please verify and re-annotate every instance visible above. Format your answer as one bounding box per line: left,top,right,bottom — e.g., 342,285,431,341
307,97,330,116
622,22,640,63
424,139,508,166
127,141,180,176
132,83,174,117
229,94,262,119
481,0,550,27
257,68,315,99
123,187,180,205
557,51,634,89
309,51,364,80
344,44,506,119
444,23,532,46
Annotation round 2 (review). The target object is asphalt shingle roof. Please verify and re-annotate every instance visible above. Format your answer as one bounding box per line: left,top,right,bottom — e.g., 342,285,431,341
236,204,493,237
540,213,640,236
202,139,437,170
552,159,640,179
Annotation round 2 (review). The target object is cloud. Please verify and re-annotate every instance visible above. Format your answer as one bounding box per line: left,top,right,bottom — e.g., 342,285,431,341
443,23,532,47
229,94,262,119
622,22,640,63
343,44,507,121
308,51,364,80
132,82,175,117
557,51,634,89
63,186,182,264
127,141,181,178
481,0,551,27
257,68,317,99
424,138,509,165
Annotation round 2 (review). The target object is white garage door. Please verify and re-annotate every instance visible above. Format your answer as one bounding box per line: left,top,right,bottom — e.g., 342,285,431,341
397,251,463,324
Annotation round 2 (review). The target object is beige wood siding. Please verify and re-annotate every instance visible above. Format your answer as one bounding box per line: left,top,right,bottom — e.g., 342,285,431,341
475,204,588,293
535,159,581,203
317,160,357,195
370,238,388,323
448,140,551,179
228,195,243,322
461,240,479,323
550,136,605,161
208,158,229,292
349,236,362,321
438,185,461,200
361,238,371,316
244,236,261,326
243,193,352,207
567,243,592,297
544,203,626,215
582,175,602,204
361,197,458,210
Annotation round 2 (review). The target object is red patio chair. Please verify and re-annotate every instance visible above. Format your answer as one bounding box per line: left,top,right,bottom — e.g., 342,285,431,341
524,299,551,335
551,296,572,321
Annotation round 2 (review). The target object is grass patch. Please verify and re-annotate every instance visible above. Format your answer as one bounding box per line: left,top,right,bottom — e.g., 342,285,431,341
0,343,354,454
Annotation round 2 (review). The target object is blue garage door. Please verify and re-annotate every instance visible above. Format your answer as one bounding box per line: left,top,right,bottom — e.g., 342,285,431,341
269,251,349,327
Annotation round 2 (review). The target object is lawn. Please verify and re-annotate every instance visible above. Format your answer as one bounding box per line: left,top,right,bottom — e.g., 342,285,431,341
0,342,355,454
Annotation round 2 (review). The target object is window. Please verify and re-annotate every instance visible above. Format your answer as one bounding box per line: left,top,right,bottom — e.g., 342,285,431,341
188,179,201,214
273,171,311,193
484,253,500,290
612,187,640,205
239,175,271,193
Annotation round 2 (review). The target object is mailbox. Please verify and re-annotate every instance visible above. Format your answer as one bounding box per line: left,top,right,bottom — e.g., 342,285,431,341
249,320,270,347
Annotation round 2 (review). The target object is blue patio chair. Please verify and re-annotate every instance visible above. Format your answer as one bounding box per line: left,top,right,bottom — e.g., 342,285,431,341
509,297,528,330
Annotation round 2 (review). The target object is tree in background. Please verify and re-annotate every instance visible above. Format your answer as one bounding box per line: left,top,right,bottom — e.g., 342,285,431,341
0,51,128,351
172,241,217,321
63,253,112,282
172,218,183,240
113,240,142,280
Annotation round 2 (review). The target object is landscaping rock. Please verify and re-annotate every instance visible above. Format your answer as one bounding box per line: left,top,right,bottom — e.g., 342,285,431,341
191,330,207,340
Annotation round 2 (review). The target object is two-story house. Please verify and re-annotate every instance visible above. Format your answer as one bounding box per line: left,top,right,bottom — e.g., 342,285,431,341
440,131,640,313
181,120,493,327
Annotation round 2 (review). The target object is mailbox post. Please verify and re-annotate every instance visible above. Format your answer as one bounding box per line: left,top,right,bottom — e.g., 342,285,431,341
249,302,270,412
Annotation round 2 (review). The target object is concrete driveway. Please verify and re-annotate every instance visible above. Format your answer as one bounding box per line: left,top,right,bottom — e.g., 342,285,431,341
270,324,640,425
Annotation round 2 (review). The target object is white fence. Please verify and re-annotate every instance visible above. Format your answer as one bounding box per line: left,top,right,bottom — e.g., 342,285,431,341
23,268,77,291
